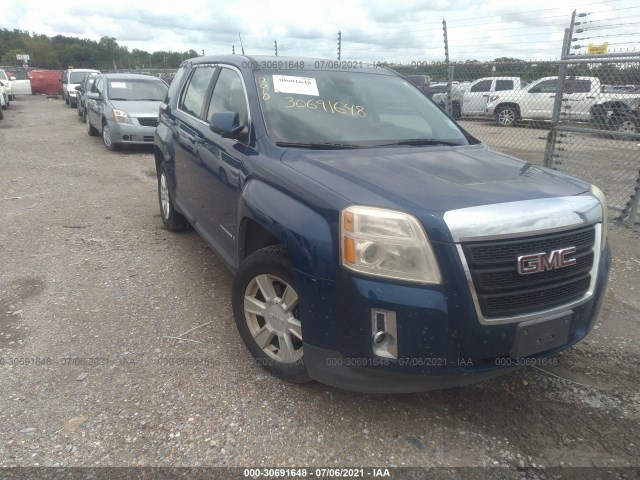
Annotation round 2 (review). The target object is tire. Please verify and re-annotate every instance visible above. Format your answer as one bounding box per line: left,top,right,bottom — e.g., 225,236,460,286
451,102,462,120
65,93,69,105
157,163,189,231
0,105,3,120
77,102,83,117
101,122,120,151
86,114,98,136
496,106,518,127
219,168,228,186
610,114,639,134
232,245,311,384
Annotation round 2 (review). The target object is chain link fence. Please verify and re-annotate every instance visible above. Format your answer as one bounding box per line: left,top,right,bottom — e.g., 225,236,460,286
390,9,640,227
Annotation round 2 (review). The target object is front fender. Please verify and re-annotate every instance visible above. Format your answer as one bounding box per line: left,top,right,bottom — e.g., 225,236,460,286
238,180,336,281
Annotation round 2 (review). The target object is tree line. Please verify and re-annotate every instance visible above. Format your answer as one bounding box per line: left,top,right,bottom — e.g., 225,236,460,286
0,28,198,71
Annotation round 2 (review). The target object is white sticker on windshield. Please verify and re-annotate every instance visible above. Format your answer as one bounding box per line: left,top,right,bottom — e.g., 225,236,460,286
110,82,127,88
273,75,319,96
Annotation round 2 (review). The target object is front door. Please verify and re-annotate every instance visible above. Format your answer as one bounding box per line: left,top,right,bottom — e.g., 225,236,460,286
192,66,251,263
463,79,492,115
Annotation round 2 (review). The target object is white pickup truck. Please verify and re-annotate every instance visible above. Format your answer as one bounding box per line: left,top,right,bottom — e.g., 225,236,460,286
485,76,640,132
432,77,524,119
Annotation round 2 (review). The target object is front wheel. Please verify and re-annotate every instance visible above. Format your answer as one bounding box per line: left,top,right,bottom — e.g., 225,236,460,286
232,246,310,384
102,122,120,151
496,106,518,126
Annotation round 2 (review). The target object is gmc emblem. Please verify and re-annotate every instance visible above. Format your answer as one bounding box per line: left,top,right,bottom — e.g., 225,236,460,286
517,247,577,275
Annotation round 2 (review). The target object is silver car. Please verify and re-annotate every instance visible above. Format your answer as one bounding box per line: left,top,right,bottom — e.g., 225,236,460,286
85,73,168,151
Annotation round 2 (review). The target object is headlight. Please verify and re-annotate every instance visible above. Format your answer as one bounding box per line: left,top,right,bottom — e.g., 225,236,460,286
340,206,442,284
113,109,131,124
590,184,608,251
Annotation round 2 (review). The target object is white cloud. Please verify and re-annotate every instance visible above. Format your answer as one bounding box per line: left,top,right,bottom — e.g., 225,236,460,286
2,0,638,61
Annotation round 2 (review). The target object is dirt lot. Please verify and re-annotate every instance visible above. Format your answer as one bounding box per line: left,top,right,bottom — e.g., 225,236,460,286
1,96,640,471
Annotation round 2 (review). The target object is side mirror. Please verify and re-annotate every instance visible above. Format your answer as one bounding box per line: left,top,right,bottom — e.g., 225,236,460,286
10,76,16,81
529,87,540,93
209,112,244,138
87,92,100,100
75,86,82,91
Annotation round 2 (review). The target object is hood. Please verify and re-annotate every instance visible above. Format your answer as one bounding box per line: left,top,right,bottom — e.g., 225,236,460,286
281,144,589,238
109,100,163,117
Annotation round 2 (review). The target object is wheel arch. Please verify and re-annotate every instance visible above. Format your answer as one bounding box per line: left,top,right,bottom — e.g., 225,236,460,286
238,180,336,280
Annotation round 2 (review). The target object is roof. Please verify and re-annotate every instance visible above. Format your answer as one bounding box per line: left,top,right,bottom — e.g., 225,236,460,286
188,54,394,74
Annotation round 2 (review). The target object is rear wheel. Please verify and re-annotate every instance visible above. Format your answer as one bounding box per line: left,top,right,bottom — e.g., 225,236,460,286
232,246,310,384
610,114,639,134
496,106,518,126
157,163,189,231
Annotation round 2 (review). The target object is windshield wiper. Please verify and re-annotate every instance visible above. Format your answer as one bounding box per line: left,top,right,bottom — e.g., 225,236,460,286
374,139,463,147
109,97,129,101
276,142,362,149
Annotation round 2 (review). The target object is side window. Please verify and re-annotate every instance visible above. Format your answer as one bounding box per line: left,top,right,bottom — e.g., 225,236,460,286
531,80,557,93
165,66,187,103
470,80,492,93
93,77,103,95
179,66,216,119
206,68,249,127
565,80,591,94
495,80,514,91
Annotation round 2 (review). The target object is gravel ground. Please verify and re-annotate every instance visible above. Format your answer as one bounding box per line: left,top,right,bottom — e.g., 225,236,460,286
1,95,640,470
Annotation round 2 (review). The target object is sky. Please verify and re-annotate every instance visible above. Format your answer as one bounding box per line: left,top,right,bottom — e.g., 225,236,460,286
2,0,639,63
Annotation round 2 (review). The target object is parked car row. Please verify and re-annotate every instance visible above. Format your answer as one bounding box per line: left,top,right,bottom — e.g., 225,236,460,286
429,74,640,133
62,68,169,151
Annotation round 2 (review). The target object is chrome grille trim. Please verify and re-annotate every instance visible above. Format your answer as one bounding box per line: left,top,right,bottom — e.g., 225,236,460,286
444,195,603,325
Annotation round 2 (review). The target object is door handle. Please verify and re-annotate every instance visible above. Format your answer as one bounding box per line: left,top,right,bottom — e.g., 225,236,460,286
586,96,596,99
549,95,555,98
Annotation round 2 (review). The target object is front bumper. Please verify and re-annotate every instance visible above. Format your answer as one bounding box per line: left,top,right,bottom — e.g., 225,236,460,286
300,242,611,393
108,120,156,145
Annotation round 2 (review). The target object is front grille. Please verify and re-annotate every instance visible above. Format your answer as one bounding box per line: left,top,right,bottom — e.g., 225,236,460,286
137,117,158,127
461,226,596,318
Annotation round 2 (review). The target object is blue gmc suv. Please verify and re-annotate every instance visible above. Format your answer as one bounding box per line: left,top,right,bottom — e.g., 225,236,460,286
153,55,611,393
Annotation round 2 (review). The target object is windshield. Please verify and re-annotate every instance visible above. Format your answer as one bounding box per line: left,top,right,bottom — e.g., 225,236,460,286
107,79,168,101
255,69,472,147
70,72,95,83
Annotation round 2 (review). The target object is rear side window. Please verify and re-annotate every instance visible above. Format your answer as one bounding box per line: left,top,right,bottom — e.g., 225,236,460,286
565,80,592,93
470,80,492,92
179,66,216,119
495,80,514,91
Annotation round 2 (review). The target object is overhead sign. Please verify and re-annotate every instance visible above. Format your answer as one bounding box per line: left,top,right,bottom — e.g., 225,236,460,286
16,54,30,61
587,43,608,54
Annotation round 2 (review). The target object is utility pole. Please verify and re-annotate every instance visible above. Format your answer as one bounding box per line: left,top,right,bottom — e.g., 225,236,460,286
274,40,278,56
202,49,205,56
442,19,453,117
232,45,235,54
337,31,342,60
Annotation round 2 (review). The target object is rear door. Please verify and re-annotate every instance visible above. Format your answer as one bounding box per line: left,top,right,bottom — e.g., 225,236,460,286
563,79,596,121
8,69,32,95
